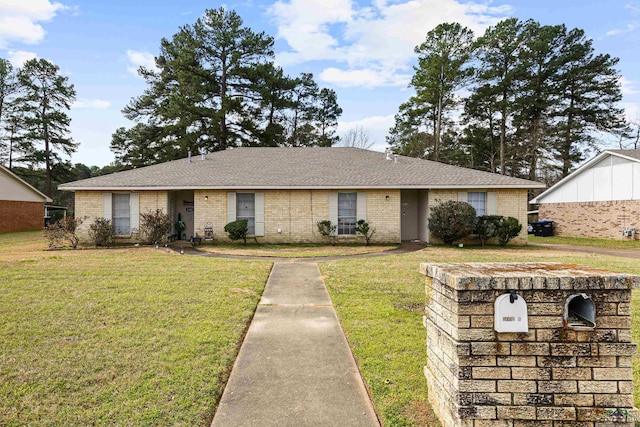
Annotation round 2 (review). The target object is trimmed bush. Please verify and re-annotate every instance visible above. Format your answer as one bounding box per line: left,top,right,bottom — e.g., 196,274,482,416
316,220,336,245
496,216,522,246
89,218,115,247
355,219,376,246
139,209,172,244
224,220,249,245
475,215,502,247
428,200,476,245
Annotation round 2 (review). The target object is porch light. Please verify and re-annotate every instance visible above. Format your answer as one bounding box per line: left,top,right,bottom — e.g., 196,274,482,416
205,195,209,200
385,195,390,201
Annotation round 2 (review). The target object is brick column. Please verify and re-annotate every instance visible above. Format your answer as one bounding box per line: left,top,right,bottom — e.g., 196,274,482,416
421,262,639,427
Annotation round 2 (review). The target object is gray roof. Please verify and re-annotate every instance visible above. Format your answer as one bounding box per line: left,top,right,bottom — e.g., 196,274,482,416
59,147,545,191
608,149,640,161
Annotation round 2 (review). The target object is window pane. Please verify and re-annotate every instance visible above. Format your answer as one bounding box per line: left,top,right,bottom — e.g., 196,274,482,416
338,192,357,235
113,193,130,235
236,193,255,235
467,192,486,216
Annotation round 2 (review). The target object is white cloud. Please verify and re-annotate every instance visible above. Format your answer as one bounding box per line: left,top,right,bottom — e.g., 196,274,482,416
269,0,511,88
126,49,158,77
72,99,111,110
7,50,37,66
605,23,638,36
0,0,66,48
337,114,395,152
620,76,639,96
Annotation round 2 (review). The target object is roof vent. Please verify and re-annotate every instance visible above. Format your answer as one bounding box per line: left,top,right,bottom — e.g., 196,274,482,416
188,149,192,163
385,149,392,161
201,149,206,161
394,154,399,163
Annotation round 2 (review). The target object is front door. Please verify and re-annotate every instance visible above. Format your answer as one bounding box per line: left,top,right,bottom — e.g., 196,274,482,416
174,190,195,239
401,190,418,241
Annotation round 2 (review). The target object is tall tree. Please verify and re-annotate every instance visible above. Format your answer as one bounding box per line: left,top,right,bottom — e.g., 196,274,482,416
411,23,475,161
0,58,20,166
17,58,76,196
470,18,527,175
119,8,340,162
551,27,627,176
314,88,342,147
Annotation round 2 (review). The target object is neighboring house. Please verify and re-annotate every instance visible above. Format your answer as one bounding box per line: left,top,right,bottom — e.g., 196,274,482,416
59,147,544,244
0,165,52,233
530,149,640,239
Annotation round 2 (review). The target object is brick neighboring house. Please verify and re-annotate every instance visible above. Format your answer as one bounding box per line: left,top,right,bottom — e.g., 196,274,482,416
531,149,640,239
59,147,544,244
0,165,52,233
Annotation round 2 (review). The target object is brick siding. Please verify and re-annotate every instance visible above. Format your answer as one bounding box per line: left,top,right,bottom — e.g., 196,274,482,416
539,201,640,240
429,188,529,245
0,200,44,232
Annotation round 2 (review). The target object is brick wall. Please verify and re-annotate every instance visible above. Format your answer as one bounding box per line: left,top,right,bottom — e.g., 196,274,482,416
193,189,401,244
421,262,639,427
429,189,530,245
0,200,44,232
74,191,169,242
539,200,640,240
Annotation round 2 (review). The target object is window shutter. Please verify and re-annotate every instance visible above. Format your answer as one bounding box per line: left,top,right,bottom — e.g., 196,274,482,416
227,192,236,223
458,192,468,203
254,192,264,236
487,192,497,215
328,192,338,235
356,192,367,221
103,193,112,220
130,193,140,231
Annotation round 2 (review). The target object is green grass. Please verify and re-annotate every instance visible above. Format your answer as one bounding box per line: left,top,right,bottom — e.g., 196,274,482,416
197,242,398,258
529,234,640,249
0,231,272,426
320,245,640,426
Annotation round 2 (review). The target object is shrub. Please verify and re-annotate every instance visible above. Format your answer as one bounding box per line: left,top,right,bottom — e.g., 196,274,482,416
89,217,115,247
43,217,84,249
496,216,522,246
224,220,249,245
355,219,376,246
428,200,476,245
316,220,336,245
139,209,172,244
475,215,502,247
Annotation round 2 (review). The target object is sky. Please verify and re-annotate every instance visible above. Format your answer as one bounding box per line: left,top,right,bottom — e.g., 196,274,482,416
2,0,640,167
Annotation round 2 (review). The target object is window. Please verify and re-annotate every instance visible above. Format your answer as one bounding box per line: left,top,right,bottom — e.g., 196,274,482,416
338,192,357,235
467,192,486,216
113,193,130,235
236,193,255,235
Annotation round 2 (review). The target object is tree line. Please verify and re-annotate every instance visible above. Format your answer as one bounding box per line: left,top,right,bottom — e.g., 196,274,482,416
112,8,343,168
387,19,630,182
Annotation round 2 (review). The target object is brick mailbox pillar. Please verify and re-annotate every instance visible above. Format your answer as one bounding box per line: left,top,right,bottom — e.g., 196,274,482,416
420,262,639,427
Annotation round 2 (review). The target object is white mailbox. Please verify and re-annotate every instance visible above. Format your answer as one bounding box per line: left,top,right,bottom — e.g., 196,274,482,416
494,292,528,333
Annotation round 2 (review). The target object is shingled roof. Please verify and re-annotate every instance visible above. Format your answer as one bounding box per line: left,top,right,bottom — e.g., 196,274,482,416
59,147,545,191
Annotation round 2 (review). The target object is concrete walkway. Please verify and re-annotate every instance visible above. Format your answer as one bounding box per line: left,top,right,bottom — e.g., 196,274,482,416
211,261,380,427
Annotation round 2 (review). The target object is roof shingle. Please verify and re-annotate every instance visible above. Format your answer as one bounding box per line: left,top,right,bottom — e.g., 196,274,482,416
59,147,545,190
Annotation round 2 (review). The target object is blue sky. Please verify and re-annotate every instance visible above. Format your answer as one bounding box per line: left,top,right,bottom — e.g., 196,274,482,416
2,0,640,167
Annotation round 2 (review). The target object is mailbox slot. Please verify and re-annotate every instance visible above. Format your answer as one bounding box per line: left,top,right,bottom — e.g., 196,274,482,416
494,292,528,333
564,293,595,330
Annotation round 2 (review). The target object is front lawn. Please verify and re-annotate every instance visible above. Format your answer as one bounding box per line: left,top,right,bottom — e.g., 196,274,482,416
320,245,640,426
529,234,640,249
0,231,272,426
196,242,398,258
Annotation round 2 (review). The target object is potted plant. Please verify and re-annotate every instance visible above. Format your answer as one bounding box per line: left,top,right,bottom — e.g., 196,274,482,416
175,213,186,240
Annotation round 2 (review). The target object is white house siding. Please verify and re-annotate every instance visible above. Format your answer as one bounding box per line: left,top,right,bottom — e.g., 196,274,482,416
539,155,640,204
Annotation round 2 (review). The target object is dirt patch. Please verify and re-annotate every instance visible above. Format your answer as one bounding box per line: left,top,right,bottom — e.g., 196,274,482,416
401,399,441,427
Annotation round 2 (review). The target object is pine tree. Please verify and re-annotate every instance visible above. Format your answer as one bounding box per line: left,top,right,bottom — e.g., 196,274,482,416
17,58,76,196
